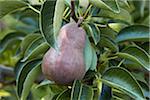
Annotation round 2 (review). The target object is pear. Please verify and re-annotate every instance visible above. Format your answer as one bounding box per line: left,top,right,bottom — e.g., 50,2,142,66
42,22,86,85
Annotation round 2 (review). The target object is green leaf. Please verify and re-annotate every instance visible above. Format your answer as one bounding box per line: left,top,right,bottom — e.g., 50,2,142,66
118,45,150,71
99,36,118,52
138,81,150,98
133,0,146,17
102,67,145,99
22,42,49,61
53,0,65,36
98,8,132,23
71,80,94,100
17,58,42,98
24,37,45,56
33,80,66,99
108,23,128,33
0,38,22,54
21,34,41,55
83,36,93,71
56,89,70,100
0,32,26,53
22,37,49,61
40,1,57,49
89,0,120,13
89,47,97,70
21,63,41,100
0,1,27,19
100,26,117,39
116,25,149,43
88,24,101,45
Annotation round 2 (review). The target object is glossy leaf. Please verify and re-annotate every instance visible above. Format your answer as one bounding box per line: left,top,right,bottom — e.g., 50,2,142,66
0,32,26,52
100,26,117,39
21,63,41,100
20,34,41,55
89,0,120,13
56,89,70,100
0,38,22,54
138,81,150,98
119,45,150,71
71,80,94,100
17,58,42,98
99,84,112,100
0,1,27,18
116,25,149,42
98,8,132,23
133,0,146,17
53,0,65,36
83,36,93,71
90,47,97,70
0,32,26,47
88,24,101,45
108,23,128,33
14,59,26,80
22,42,49,61
99,36,118,52
24,37,45,57
102,67,145,99
40,1,57,49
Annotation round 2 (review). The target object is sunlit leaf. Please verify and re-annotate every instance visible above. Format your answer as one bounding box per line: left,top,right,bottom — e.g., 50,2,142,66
53,0,65,36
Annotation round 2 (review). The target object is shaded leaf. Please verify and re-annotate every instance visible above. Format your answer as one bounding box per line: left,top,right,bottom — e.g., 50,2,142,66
22,42,49,61
40,1,57,49
133,0,146,17
99,36,118,52
89,0,120,13
71,80,94,100
102,67,145,99
99,84,112,100
21,63,41,100
0,1,27,18
119,45,150,71
90,47,97,70
88,24,101,45
100,26,117,39
17,58,42,98
56,89,70,100
20,34,41,55
84,36,93,71
98,8,132,23
0,32,26,53
116,25,149,42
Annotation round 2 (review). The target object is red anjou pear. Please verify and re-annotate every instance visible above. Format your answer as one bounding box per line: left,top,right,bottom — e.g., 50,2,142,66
42,21,86,85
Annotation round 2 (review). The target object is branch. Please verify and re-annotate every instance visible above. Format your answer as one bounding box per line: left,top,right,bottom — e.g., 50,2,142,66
71,0,78,22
